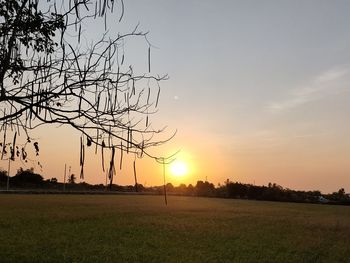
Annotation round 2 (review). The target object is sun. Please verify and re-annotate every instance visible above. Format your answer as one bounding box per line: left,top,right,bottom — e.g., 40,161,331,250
170,160,188,177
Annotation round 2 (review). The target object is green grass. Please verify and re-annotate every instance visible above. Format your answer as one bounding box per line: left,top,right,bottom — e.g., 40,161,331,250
0,195,350,263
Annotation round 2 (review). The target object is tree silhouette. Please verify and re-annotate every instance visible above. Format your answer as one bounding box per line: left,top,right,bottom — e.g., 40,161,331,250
49,177,58,183
12,167,44,185
0,0,171,184
0,169,7,183
195,180,215,197
67,173,76,184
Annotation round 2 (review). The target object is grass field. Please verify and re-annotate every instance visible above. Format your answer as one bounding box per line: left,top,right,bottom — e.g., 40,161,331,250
0,195,350,263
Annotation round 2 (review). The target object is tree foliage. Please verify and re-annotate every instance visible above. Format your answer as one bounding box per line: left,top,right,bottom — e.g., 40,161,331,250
0,168,7,182
0,0,170,183
67,173,76,184
12,167,43,185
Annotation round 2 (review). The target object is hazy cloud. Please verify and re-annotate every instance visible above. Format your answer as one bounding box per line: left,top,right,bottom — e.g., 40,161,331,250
268,66,350,111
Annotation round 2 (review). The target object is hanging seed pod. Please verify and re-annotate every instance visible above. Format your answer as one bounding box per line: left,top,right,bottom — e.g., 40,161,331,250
111,0,115,12
108,147,116,190
98,0,102,16
126,92,130,108
38,89,43,115
9,146,13,160
114,67,120,102
1,124,7,160
155,86,161,108
140,141,144,158
103,96,108,112
94,1,97,18
101,0,107,16
96,94,101,111
103,56,107,75
33,142,39,156
148,46,151,73
147,87,151,105
16,118,20,137
78,95,82,115
21,148,27,160
44,90,48,120
119,141,123,170
126,128,130,153
95,129,99,154
101,140,105,172
78,24,81,44
74,2,80,19
10,132,17,161
132,79,135,96
87,136,92,147
3,146,7,155
80,136,85,179
129,130,132,146
108,43,112,71
119,0,124,22
35,90,39,115
104,13,107,31
30,83,34,122
80,137,83,164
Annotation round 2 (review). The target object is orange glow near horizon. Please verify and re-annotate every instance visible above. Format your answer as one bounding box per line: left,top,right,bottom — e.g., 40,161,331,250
4,123,349,194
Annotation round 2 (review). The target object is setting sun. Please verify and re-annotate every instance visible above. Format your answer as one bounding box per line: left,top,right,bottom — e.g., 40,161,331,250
170,160,189,177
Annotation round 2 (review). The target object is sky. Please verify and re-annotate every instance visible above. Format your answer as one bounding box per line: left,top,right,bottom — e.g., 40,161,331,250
4,0,350,193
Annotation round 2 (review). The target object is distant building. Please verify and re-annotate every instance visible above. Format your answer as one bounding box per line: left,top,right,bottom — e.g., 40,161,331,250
318,196,329,204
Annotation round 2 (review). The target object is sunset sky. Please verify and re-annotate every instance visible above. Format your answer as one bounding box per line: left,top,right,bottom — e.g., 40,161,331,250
6,1,350,193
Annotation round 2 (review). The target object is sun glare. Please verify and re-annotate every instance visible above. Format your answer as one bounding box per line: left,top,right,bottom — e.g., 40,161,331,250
170,160,188,177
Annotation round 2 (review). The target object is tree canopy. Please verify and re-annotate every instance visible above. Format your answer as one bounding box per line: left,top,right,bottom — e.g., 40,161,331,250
0,0,171,185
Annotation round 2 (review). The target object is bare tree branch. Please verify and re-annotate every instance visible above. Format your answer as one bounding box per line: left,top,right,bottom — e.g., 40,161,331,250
0,0,173,183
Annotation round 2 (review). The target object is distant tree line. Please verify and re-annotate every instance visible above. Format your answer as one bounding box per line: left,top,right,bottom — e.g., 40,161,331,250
1,168,349,205
0,167,148,192
164,181,349,205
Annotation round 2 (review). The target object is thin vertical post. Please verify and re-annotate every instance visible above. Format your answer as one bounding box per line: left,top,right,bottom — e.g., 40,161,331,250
63,164,67,191
133,159,138,192
6,158,10,191
163,159,167,206
105,170,108,191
